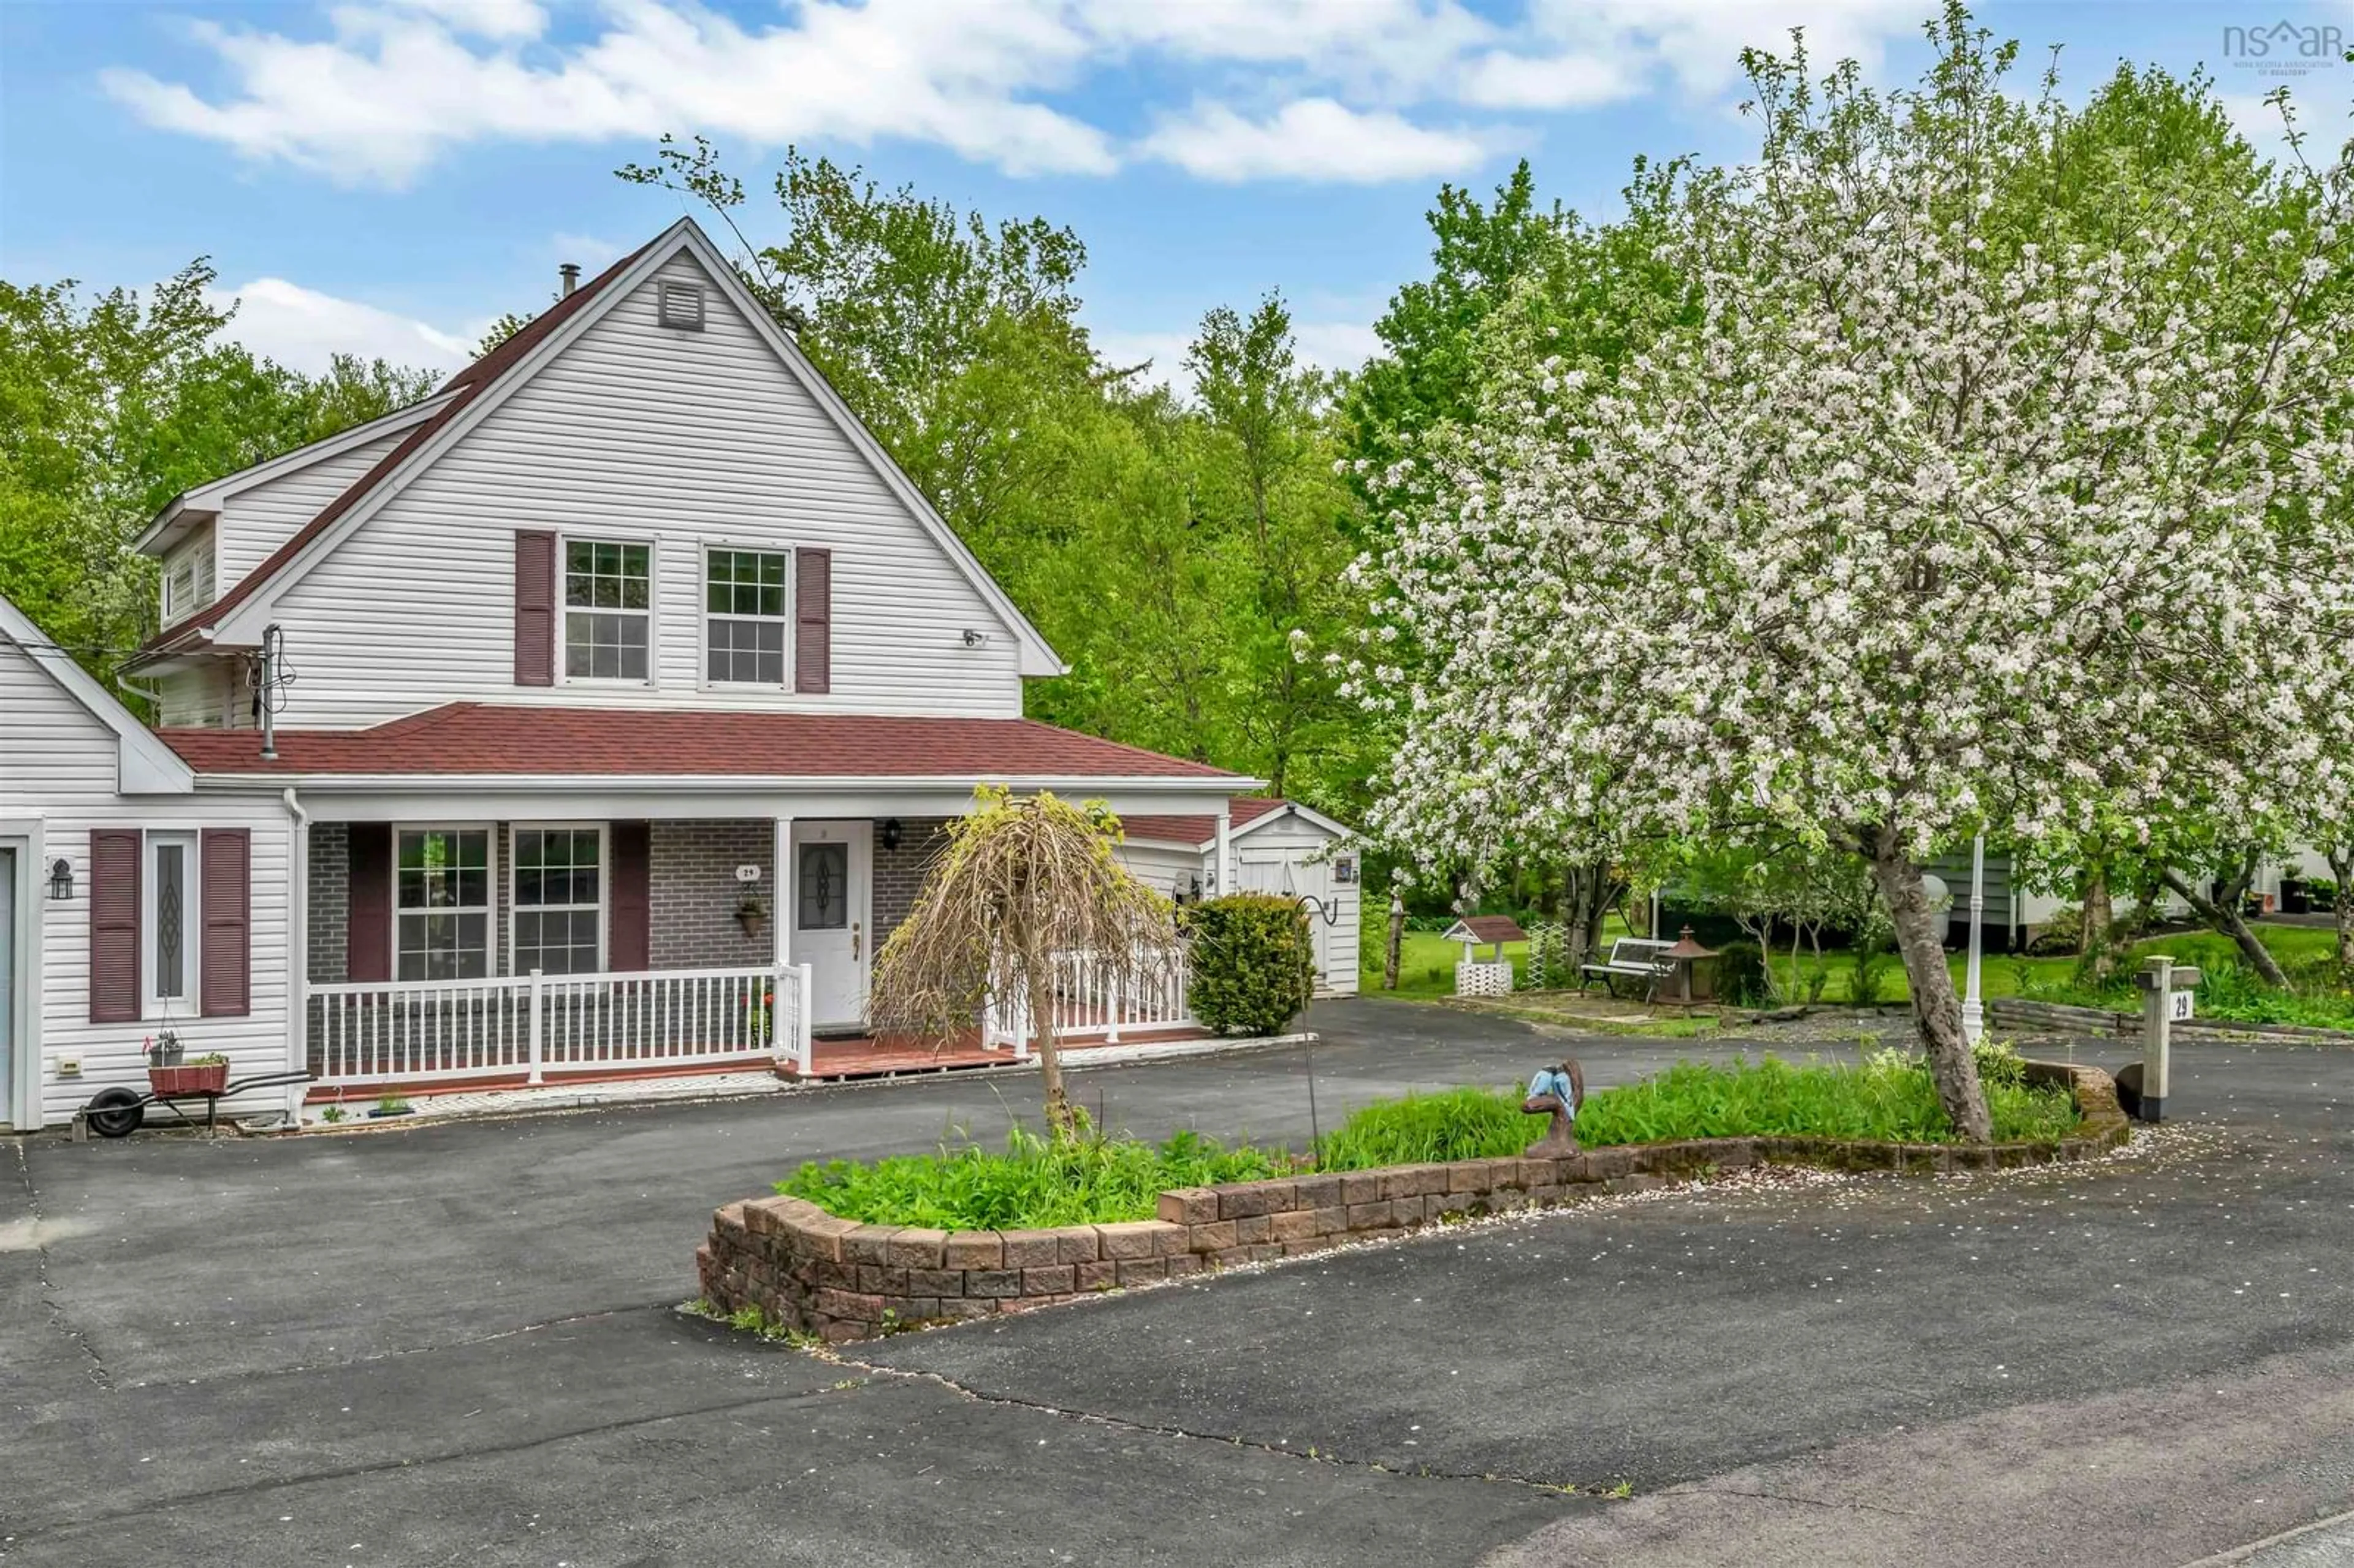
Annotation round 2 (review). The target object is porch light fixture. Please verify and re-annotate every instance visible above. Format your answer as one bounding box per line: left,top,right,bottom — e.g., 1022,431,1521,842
880,818,902,851
48,858,74,900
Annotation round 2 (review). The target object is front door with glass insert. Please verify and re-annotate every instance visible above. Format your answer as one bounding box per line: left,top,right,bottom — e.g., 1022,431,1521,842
791,821,872,1030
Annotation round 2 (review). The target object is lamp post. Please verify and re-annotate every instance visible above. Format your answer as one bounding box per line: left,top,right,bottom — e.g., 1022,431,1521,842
1961,834,1986,1045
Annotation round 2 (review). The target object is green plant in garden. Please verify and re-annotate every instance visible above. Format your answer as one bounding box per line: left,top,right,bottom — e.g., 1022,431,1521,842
1311,1087,1532,1168
1180,893,1317,1036
1574,1053,2076,1147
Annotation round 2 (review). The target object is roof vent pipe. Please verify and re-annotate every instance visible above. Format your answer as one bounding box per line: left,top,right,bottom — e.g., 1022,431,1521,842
558,262,580,297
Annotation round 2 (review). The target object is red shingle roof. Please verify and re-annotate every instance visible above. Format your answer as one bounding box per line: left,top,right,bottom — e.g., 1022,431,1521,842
1117,796,1290,846
1446,915,1528,945
155,704,1242,780
135,238,657,661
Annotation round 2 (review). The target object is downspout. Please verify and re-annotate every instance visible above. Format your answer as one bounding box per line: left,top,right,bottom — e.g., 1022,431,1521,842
283,786,308,1127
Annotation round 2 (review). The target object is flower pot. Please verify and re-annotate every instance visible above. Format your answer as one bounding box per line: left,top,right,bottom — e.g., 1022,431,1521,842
148,1062,228,1097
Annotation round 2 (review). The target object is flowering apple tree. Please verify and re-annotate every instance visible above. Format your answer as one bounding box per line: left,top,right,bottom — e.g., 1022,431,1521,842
1346,13,2354,1140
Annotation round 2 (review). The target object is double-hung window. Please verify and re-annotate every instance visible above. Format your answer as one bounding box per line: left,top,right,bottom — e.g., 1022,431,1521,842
144,831,199,1012
564,539,652,681
162,549,214,624
706,549,788,685
512,827,603,975
395,829,490,981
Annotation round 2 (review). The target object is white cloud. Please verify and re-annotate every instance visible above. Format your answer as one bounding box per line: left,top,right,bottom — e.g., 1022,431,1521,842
99,0,1941,189
1142,98,1491,183
1292,319,1383,376
551,231,625,268
103,0,1113,188
210,277,480,374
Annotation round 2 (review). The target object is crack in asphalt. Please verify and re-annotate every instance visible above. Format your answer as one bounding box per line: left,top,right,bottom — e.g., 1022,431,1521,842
0,1376,853,1547
830,1352,1606,1499
10,1140,112,1392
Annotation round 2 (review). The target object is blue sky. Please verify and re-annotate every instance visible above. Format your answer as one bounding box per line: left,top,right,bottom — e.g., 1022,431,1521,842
3,1,2348,389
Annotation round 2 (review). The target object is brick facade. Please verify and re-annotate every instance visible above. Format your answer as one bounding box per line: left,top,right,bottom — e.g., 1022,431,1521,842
307,821,348,983
306,813,957,984
649,819,774,970
872,817,951,950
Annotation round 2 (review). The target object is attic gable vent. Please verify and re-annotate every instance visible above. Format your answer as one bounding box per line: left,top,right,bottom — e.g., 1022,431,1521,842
657,280,706,332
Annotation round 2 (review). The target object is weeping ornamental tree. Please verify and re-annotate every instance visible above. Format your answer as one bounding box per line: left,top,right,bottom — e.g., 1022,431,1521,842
868,788,1176,1136
1349,12,2354,1141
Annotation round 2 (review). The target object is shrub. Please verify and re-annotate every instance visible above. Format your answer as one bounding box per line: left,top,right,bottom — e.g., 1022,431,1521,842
1846,934,1896,1006
779,1124,1289,1230
1314,1087,1531,1168
2025,905,2084,956
1713,940,1773,1006
1181,894,1316,1035
1575,1053,2077,1146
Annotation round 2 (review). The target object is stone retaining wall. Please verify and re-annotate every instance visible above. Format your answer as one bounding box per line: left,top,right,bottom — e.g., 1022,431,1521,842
1991,998,2354,1045
697,1062,2128,1344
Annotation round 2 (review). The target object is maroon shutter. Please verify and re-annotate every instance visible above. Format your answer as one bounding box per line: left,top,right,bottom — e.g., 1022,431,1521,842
794,547,831,694
199,828,251,1017
515,530,556,687
347,823,393,983
89,830,142,1024
609,822,650,972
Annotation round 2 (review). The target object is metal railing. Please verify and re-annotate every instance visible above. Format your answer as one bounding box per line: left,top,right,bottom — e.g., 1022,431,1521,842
308,963,813,1087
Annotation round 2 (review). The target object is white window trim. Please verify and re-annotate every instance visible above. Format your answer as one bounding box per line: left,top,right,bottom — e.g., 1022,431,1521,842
142,830,201,1019
557,531,659,688
162,533,217,625
508,821,608,977
391,823,497,983
698,543,794,691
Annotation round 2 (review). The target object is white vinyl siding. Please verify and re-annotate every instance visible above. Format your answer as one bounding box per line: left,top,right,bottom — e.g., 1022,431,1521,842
1113,810,1362,999
154,660,244,729
213,428,410,588
265,251,1027,726
1,641,292,1128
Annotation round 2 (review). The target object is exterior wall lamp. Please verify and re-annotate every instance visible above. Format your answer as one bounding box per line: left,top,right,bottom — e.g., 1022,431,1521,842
48,857,74,900
879,818,903,851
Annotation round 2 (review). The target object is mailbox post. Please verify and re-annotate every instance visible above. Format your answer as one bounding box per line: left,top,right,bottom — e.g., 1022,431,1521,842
2131,956,2200,1123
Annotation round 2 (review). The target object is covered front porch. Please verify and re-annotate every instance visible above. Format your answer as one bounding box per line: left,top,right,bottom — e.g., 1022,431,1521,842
158,704,1257,1103
296,808,1205,1098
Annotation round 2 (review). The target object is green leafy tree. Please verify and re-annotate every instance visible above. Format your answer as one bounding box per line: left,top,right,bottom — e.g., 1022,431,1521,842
0,261,432,683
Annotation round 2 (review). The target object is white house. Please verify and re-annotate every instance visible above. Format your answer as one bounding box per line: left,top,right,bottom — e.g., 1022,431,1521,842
1116,797,1360,996
3,218,1271,1129
0,595,294,1132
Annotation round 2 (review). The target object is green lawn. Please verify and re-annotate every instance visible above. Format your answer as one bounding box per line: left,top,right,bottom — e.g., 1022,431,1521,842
1363,919,2348,1027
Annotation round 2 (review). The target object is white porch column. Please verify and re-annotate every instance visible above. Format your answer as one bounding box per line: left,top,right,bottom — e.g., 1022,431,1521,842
1214,807,1233,898
771,815,793,969
1962,834,1986,1045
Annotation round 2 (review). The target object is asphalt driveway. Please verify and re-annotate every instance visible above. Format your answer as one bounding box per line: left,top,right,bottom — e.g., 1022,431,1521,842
4,998,2351,1566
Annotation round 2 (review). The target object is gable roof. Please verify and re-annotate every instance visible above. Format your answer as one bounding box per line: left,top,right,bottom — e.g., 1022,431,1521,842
131,219,1065,679
1116,796,1355,849
1444,915,1527,945
132,389,461,559
0,593,192,794
131,237,657,663
156,703,1244,785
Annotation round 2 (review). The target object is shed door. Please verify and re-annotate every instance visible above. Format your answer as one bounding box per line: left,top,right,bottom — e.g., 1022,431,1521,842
1238,853,1334,989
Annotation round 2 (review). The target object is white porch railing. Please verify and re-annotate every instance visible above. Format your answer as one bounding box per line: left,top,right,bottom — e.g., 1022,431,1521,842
308,963,813,1089
982,943,1194,1057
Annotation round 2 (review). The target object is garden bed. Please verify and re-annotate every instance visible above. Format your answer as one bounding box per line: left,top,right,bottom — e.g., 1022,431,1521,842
698,1060,2125,1344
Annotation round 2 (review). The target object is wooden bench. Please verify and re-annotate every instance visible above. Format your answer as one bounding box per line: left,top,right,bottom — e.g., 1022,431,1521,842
1582,937,1678,1000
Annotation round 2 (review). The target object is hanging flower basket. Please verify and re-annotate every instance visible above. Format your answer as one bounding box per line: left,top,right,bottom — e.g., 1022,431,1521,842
148,1059,229,1097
